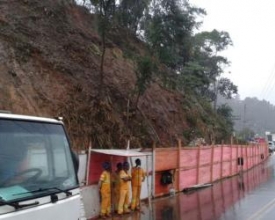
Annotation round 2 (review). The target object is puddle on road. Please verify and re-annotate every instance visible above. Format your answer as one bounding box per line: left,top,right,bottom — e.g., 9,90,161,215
106,159,273,220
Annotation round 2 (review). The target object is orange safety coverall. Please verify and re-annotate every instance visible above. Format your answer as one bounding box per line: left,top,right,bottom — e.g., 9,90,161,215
112,171,121,212
99,170,111,216
131,167,145,210
117,170,131,214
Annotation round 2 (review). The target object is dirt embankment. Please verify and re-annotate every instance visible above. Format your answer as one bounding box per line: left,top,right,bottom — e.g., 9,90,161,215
0,0,214,149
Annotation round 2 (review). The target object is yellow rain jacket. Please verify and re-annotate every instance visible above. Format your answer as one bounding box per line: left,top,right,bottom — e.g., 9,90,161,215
131,167,145,210
131,167,145,186
118,170,131,214
112,171,121,211
99,170,111,215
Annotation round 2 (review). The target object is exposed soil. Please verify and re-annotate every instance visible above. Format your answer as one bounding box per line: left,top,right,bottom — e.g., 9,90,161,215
0,0,217,150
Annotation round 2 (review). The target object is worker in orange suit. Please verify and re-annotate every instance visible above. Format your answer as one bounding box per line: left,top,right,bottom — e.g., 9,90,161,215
131,158,145,211
117,161,132,215
98,161,111,219
112,162,122,213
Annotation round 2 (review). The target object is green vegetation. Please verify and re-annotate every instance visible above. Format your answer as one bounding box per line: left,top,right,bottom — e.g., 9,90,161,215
134,56,156,107
79,0,238,145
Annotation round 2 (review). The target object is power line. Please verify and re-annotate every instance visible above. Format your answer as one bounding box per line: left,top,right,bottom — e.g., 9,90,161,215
260,62,275,97
264,75,275,101
261,62,275,100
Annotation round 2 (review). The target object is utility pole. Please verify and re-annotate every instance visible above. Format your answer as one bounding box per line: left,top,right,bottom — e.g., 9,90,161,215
243,104,246,140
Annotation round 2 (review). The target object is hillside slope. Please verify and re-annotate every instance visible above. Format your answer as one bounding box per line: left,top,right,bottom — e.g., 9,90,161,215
0,0,223,149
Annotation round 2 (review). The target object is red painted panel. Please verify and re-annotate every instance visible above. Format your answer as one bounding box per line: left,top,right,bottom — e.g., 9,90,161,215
222,161,231,177
88,153,109,185
231,163,237,175
155,149,178,171
232,146,238,160
244,148,249,171
246,147,250,157
213,147,222,163
212,163,221,182
179,168,197,190
154,171,170,196
200,148,212,166
180,149,197,168
222,146,231,161
238,146,245,157
176,161,271,220
86,144,270,199
199,166,211,184
237,146,243,157
88,153,125,185
247,157,252,170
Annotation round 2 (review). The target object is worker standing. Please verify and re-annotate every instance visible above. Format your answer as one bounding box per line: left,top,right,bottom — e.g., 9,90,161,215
98,161,111,219
117,161,131,215
131,158,145,211
112,162,122,213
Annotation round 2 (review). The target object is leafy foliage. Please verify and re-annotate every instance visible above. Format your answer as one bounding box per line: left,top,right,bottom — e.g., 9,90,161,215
144,0,205,69
210,104,235,143
136,56,155,95
118,0,151,33
183,29,236,100
237,128,255,142
217,104,234,131
218,78,238,99
77,0,239,145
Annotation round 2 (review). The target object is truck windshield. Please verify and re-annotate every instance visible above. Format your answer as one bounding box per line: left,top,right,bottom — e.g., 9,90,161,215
0,119,78,202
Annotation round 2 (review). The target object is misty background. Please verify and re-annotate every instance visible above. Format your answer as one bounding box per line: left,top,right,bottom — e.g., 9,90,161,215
218,96,275,138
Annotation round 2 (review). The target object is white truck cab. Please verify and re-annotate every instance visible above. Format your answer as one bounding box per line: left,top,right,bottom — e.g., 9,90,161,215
0,113,81,220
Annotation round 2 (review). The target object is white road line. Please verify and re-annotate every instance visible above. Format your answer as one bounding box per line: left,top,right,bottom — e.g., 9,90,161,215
247,197,275,220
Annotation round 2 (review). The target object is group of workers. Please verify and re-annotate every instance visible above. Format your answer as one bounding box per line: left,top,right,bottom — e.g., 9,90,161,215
98,158,146,218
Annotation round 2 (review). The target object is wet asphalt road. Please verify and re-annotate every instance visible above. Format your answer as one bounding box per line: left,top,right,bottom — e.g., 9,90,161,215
218,153,275,220
108,153,275,220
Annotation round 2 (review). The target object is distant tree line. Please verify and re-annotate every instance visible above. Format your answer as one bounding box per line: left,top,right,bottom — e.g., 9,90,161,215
220,96,275,139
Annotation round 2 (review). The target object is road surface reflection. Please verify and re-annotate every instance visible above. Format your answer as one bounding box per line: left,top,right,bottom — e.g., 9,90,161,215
108,155,274,220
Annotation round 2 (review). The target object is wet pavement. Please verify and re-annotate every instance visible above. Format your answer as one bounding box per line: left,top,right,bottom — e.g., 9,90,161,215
105,154,275,220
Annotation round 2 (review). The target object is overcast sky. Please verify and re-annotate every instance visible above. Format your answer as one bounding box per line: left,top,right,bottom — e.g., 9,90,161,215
190,0,275,105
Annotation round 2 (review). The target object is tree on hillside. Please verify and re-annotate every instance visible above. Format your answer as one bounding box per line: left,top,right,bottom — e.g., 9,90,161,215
118,0,151,34
215,104,235,142
144,0,205,70
180,29,237,104
80,1,237,105
89,0,116,98
134,56,156,107
214,77,237,109
217,104,234,129
76,0,239,144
